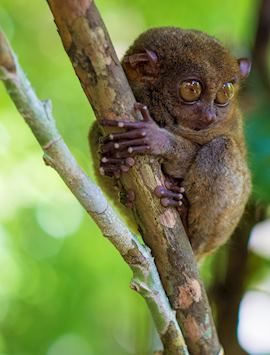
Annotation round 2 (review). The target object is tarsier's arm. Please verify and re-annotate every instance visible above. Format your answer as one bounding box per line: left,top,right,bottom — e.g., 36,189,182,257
90,103,197,209
100,103,198,176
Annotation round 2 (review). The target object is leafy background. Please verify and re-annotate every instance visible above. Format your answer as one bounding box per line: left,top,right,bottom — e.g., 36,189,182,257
1,1,270,354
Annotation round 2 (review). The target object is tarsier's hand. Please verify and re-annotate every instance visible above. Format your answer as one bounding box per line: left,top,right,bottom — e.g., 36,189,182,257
99,104,187,214
99,103,172,177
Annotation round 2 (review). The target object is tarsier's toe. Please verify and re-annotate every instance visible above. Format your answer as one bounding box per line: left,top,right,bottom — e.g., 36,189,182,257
154,185,186,208
164,180,185,193
160,197,183,208
155,186,183,200
154,180,189,232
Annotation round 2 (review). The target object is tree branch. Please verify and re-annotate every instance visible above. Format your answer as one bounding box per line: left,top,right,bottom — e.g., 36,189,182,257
252,0,270,92
0,30,188,355
44,0,220,355
44,1,221,354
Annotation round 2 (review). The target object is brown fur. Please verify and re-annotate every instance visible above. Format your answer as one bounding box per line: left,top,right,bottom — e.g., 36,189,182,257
90,27,251,259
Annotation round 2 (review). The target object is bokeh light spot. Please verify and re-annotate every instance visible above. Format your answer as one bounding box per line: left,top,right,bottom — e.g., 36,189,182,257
0,123,10,156
238,291,270,354
47,333,92,355
36,192,83,239
249,219,270,259
0,226,21,298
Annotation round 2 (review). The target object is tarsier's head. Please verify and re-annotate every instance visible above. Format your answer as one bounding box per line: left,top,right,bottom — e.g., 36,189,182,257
122,27,251,132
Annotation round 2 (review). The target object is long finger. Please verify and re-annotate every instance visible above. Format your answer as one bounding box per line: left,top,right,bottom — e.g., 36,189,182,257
127,145,150,154
111,146,150,158
102,138,149,153
103,129,146,142
101,156,135,167
134,103,153,122
100,119,146,130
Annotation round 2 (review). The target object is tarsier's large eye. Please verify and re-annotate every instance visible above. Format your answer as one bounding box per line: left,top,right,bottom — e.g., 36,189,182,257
179,80,202,103
215,82,234,105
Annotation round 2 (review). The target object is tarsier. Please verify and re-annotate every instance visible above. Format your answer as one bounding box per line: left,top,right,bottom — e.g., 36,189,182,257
90,27,251,259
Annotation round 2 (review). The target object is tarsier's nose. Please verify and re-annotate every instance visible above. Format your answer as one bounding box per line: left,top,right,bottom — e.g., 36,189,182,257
201,107,216,124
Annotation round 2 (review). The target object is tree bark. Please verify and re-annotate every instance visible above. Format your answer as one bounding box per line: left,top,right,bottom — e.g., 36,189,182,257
45,1,221,354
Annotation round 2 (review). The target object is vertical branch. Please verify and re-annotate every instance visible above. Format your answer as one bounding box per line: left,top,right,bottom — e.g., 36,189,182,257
46,1,222,354
252,0,270,92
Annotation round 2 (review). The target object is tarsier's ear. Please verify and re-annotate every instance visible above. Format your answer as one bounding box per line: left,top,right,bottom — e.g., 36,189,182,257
238,58,251,80
123,49,159,82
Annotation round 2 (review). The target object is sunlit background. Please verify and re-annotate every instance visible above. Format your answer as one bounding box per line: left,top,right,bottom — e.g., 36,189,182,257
1,0,270,354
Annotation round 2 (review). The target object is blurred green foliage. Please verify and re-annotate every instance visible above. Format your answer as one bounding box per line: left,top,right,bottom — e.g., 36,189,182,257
0,0,268,354
246,101,270,203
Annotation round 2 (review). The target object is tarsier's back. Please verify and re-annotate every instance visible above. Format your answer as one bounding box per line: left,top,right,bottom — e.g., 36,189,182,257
90,26,251,259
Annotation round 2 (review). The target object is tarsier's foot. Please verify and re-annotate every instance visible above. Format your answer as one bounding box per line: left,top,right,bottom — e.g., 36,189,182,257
155,179,189,231
154,183,185,208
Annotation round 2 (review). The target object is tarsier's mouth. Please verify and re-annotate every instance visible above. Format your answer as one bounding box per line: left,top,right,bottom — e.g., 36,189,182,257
194,120,215,131
163,101,216,132
182,119,215,132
